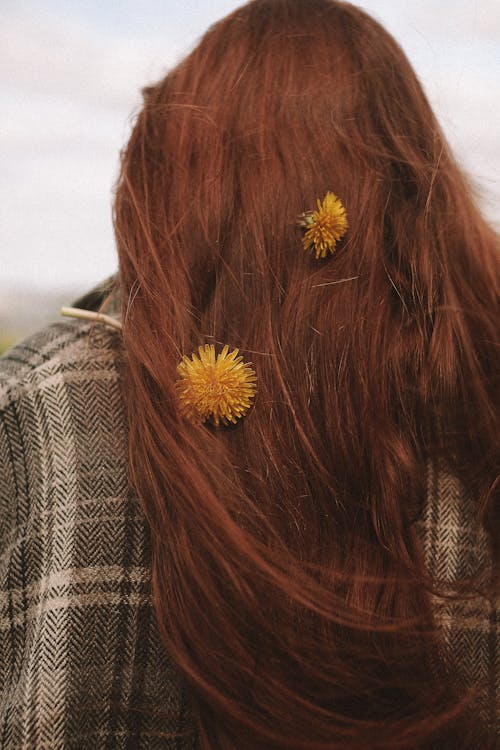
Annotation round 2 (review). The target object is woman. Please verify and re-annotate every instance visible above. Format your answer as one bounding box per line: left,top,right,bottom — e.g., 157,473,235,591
1,0,498,748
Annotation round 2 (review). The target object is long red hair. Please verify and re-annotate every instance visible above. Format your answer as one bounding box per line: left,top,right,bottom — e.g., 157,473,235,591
112,1,499,747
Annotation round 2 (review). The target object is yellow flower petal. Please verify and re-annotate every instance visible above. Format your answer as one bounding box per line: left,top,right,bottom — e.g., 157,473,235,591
301,191,348,259
176,344,257,426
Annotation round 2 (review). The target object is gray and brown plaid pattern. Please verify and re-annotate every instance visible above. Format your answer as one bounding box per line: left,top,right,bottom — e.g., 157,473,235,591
1,317,197,749
0,283,497,747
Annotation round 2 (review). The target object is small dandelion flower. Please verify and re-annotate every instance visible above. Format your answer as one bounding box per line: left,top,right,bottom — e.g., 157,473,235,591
299,191,348,259
176,344,257,426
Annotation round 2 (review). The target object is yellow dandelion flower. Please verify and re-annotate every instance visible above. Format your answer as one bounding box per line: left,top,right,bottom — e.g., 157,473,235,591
299,191,348,259
176,344,257,426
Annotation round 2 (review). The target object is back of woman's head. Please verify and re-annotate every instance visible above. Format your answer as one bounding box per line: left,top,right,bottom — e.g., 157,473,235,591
113,1,499,747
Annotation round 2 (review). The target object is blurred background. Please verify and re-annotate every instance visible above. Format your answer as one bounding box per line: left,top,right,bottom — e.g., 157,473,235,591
1,0,499,351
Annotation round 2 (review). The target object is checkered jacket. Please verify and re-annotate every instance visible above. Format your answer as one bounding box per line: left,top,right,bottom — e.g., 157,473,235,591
0,279,497,748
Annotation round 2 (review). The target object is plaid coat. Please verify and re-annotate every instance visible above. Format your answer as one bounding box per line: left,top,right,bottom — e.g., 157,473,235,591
0,279,497,748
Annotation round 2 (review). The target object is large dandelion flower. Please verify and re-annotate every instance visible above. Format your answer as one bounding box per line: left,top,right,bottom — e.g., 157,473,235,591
176,344,257,426
299,191,348,259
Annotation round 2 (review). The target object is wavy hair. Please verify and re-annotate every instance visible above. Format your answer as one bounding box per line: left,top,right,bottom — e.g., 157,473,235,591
112,1,499,747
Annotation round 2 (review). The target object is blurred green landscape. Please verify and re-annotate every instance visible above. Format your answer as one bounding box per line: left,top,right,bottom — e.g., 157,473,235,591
0,286,82,356
0,336,16,355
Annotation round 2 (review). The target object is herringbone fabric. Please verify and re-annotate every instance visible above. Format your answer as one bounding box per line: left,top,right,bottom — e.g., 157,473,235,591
0,280,497,747
416,461,498,738
0,286,197,749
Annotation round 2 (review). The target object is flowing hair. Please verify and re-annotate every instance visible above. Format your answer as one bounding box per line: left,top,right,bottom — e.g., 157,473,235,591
112,1,499,747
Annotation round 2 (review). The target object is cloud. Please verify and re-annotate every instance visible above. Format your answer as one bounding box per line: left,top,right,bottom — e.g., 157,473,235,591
0,6,183,107
359,0,500,42
1,0,499,292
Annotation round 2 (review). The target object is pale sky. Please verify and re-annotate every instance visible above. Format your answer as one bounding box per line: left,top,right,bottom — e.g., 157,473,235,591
1,0,499,296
